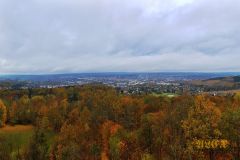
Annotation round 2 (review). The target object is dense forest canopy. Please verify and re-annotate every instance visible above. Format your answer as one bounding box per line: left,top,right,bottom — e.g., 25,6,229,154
0,85,240,160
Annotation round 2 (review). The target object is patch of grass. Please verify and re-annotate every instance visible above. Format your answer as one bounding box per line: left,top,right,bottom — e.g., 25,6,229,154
152,92,178,98
0,125,33,158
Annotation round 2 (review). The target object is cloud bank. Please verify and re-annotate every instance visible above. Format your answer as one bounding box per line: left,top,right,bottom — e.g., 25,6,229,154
0,0,240,73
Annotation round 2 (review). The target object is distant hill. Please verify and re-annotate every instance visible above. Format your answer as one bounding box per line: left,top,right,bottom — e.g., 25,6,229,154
190,75,240,87
208,76,240,82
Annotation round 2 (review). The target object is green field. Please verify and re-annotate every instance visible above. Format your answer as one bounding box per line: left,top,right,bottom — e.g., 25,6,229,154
0,125,33,159
0,125,56,159
152,92,178,97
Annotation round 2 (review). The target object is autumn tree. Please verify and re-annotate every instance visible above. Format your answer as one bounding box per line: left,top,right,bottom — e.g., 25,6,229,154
166,94,195,160
232,92,240,109
182,95,222,160
118,97,143,130
138,114,154,155
47,99,68,132
51,107,95,160
0,99,7,127
17,95,31,124
9,101,17,125
220,108,240,159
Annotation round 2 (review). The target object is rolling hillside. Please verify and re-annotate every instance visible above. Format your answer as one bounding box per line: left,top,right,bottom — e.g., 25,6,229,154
190,75,240,88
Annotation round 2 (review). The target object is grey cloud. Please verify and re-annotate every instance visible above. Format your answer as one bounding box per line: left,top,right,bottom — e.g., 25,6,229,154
0,0,240,73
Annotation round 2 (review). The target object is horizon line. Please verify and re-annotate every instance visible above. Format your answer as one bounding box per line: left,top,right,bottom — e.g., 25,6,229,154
1,71,240,76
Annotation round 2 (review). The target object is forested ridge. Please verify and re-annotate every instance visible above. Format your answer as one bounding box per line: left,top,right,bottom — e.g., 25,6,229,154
0,85,240,160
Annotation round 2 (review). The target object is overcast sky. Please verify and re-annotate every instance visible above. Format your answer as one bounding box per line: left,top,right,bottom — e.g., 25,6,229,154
0,0,240,74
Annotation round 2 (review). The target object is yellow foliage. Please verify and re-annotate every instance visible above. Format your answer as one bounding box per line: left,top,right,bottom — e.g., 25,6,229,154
0,99,7,127
192,139,230,149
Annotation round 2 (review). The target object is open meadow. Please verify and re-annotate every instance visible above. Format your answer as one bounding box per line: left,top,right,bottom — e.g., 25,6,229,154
0,125,33,159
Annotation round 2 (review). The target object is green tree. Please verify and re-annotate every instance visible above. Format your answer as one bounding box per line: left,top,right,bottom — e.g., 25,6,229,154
109,136,121,160
138,114,153,154
220,108,240,158
23,128,49,160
